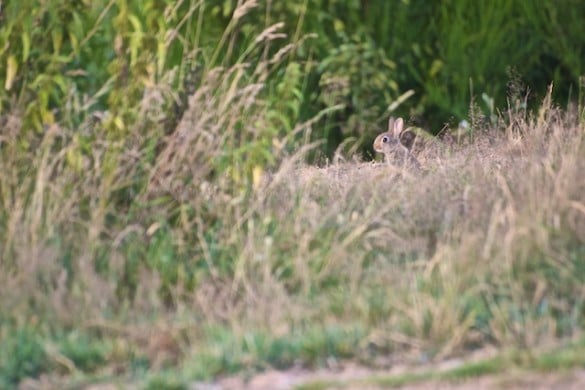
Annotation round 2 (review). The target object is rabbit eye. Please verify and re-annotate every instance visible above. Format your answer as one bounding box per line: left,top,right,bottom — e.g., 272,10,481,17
382,135,390,143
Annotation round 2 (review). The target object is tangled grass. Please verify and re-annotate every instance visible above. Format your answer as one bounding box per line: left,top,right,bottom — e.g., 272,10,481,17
0,51,584,387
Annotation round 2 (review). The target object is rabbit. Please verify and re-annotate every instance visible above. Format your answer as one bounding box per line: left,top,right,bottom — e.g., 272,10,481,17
373,117,421,170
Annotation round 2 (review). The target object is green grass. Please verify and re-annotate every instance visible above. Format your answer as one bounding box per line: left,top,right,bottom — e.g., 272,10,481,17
298,340,585,389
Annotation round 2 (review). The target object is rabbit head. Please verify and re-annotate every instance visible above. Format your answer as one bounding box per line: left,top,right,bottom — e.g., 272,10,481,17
373,117,420,169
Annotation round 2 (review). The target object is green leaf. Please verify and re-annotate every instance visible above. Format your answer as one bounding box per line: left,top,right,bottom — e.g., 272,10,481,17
21,33,31,62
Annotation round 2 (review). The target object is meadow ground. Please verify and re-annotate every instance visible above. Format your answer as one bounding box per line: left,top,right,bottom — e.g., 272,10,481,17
2,3,584,389
2,93,584,389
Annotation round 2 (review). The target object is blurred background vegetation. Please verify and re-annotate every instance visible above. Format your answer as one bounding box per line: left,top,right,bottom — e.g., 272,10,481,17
2,0,584,156
1,0,584,387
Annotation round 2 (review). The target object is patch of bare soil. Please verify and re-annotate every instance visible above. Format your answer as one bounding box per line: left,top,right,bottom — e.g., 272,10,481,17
393,370,585,390
200,347,584,390
204,367,585,390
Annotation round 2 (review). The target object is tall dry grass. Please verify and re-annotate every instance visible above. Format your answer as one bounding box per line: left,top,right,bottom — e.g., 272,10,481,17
1,53,584,386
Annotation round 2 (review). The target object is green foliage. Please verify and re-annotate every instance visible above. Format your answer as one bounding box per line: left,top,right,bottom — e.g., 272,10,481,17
317,33,403,153
145,373,186,390
0,327,47,386
2,1,584,145
185,324,364,380
57,332,107,373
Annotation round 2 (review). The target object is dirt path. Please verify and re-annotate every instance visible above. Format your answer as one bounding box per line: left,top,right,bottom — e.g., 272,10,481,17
208,367,585,390
21,346,585,389
203,347,585,390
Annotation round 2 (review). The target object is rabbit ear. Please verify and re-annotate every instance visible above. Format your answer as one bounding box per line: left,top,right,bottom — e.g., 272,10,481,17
387,117,395,132
392,117,404,138
399,129,416,151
